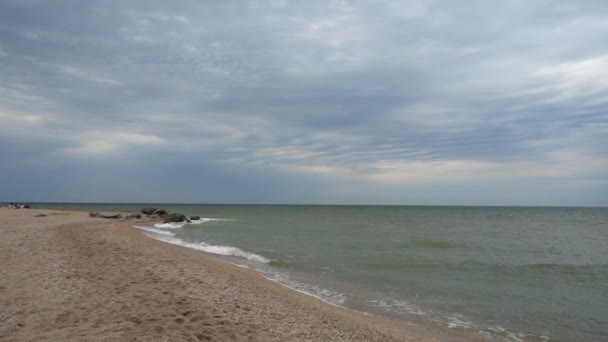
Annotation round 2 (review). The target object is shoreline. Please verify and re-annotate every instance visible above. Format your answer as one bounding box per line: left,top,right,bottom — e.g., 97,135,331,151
0,209,480,341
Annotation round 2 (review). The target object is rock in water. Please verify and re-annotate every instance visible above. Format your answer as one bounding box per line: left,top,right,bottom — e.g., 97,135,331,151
155,209,168,218
127,213,141,219
163,213,189,223
190,216,200,221
140,208,157,215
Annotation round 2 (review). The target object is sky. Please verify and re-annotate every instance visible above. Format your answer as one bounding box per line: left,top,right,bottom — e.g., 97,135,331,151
0,0,607,206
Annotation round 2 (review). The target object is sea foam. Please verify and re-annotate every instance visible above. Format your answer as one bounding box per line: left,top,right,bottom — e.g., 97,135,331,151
153,222,187,229
140,217,269,263
134,225,176,236
366,299,426,316
135,219,345,306
153,217,224,229
153,235,271,263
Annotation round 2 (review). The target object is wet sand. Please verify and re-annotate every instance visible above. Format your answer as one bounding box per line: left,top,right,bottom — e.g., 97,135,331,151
0,209,476,341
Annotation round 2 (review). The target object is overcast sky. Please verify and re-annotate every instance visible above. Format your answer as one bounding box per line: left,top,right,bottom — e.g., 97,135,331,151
1,0,607,206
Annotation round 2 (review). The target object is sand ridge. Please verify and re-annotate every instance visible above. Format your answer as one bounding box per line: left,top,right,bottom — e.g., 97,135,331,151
0,209,477,341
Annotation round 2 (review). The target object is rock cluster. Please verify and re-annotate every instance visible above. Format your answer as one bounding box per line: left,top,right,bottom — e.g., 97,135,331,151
162,213,189,223
155,209,168,218
88,208,196,224
140,208,157,215
139,208,191,223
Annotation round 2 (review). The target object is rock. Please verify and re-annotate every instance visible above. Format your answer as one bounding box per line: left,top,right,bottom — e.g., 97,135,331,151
35,214,47,217
127,213,141,219
140,208,157,215
89,212,100,218
163,213,190,223
99,213,122,219
189,216,200,221
155,209,168,218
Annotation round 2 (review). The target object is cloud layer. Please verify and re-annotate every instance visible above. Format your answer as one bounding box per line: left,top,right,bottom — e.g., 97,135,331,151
1,0,607,205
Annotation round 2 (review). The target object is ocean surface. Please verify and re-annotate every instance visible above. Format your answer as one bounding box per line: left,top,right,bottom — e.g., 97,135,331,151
27,203,608,341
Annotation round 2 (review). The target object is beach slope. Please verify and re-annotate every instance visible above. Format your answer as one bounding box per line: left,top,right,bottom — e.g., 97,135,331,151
0,209,467,341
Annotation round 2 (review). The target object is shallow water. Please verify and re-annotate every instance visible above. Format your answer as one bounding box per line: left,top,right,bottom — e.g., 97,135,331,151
31,203,608,341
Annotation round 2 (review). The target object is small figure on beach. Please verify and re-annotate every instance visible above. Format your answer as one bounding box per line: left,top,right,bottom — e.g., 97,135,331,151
2,202,30,209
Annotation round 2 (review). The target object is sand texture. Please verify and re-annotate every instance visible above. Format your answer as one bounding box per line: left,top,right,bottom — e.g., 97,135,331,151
0,209,476,341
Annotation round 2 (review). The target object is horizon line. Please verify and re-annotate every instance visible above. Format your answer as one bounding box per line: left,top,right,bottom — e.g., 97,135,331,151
5,201,606,209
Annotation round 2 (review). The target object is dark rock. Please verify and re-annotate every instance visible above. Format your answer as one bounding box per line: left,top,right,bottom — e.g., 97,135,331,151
140,208,157,215
89,212,100,218
127,213,141,219
35,214,47,217
189,216,200,221
162,213,189,223
99,213,122,219
155,209,168,218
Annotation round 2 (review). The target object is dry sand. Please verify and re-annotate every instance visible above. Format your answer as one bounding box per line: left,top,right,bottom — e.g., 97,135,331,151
0,209,477,341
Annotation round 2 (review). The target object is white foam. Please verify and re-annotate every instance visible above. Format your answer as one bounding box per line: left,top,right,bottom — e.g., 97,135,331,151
446,314,473,329
366,299,426,316
135,216,347,316
134,222,345,306
261,269,346,305
153,222,187,229
153,217,226,229
486,325,551,342
133,225,176,237
189,218,218,224
153,235,270,264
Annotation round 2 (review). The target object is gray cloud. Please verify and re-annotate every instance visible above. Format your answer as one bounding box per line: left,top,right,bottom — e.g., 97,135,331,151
1,0,607,205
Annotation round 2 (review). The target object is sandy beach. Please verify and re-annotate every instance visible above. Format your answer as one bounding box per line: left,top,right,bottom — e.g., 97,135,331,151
0,209,475,341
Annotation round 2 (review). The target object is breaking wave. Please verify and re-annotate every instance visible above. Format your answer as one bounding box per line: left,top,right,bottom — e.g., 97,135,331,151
133,225,176,237
153,222,187,229
153,217,225,229
155,235,270,263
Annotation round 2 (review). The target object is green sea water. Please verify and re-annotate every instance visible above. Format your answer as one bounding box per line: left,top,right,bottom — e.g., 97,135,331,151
27,203,608,341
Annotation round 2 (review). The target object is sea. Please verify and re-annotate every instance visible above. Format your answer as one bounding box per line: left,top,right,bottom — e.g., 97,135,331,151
25,203,608,341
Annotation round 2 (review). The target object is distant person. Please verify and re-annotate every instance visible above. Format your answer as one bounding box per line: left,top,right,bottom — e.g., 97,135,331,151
24,203,31,209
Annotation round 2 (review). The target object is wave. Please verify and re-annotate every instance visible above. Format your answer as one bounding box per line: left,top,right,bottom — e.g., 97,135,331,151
190,218,227,224
366,299,426,316
398,239,468,249
151,235,270,264
446,314,473,329
366,258,608,276
153,222,187,229
134,223,344,306
141,216,270,263
133,225,176,237
485,325,550,342
153,217,226,229
366,298,550,342
260,268,346,305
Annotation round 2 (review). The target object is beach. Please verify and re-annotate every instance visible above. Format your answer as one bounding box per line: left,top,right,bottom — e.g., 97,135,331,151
0,209,472,341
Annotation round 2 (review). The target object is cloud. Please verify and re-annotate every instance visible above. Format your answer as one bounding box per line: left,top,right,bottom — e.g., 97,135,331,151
0,0,607,205
61,131,166,156
57,65,122,85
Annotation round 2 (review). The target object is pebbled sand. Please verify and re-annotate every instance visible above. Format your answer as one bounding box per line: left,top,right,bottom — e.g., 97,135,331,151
0,209,477,341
